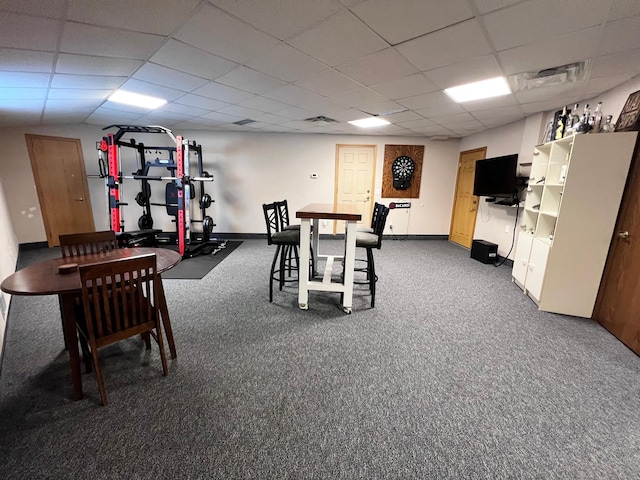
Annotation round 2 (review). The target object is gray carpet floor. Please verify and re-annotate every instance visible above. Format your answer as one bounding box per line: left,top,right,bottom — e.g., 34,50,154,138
1,239,639,479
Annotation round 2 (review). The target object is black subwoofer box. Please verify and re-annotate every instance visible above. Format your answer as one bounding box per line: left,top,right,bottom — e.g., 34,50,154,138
471,239,498,264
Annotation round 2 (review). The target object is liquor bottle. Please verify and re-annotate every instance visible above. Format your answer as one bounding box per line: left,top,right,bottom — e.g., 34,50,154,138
592,101,603,132
601,115,615,133
565,103,580,136
575,104,591,134
555,106,567,140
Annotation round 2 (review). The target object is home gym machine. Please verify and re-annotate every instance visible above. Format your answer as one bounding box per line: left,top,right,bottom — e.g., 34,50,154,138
96,125,223,258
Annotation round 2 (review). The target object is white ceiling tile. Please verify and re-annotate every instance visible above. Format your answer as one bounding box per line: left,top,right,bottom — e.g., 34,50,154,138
252,112,290,124
0,72,49,88
0,88,47,100
119,79,186,101
377,110,422,123
0,0,68,18
498,27,600,75
237,96,292,113
160,103,211,117
414,103,465,117
397,91,455,110
330,87,386,108
133,64,208,92
42,111,93,123
0,98,45,111
55,53,143,76
200,111,245,123
0,49,54,73
174,94,231,111
217,105,265,119
174,4,279,64
246,44,328,82
337,48,419,86
86,107,142,123
370,73,438,99
264,84,322,106
396,20,492,71
471,0,521,14
514,82,586,105
483,0,609,51
459,94,517,112
591,50,640,78
396,117,437,129
598,16,640,56
191,82,256,103
470,105,523,120
287,11,388,67
585,74,635,97
67,0,201,35
608,2,640,21
215,67,287,95
47,89,112,100
210,0,341,40
351,0,472,45
274,105,317,120
99,100,151,115
295,69,363,97
480,115,524,128
51,74,126,89
44,99,101,111
149,40,238,81
0,12,61,51
60,22,164,59
424,55,503,89
359,100,405,116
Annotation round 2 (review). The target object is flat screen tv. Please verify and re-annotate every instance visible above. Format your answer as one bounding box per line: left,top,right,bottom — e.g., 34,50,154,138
473,154,518,198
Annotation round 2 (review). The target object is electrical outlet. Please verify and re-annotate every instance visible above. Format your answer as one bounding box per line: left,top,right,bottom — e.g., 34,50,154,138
505,224,510,233
322,220,327,227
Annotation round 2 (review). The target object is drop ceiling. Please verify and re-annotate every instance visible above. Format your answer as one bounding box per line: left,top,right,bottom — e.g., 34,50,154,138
1,0,639,138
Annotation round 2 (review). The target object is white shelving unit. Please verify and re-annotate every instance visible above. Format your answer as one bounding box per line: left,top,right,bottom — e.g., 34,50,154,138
512,131,638,318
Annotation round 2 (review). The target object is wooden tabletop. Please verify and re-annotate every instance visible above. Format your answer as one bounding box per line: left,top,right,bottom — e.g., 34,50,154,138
1,247,181,296
296,203,362,221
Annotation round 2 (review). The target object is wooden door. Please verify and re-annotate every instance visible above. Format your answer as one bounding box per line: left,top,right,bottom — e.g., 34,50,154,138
449,147,485,248
335,145,376,234
25,134,95,247
593,142,640,354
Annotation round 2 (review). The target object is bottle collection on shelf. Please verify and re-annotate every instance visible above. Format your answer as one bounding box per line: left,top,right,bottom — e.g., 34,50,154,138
544,101,615,143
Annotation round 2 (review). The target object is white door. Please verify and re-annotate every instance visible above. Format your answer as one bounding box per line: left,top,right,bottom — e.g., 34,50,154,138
525,239,550,302
335,145,376,234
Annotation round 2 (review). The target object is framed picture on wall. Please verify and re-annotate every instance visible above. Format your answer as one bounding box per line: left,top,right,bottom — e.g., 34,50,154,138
615,90,640,132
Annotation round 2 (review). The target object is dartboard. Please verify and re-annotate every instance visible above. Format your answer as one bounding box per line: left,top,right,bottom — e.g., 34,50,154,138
392,155,415,180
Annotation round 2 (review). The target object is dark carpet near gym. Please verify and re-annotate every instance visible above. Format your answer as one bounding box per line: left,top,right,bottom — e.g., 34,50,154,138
161,240,242,279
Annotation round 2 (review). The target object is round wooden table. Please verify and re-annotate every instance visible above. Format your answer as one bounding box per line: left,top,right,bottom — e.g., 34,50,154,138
1,247,181,401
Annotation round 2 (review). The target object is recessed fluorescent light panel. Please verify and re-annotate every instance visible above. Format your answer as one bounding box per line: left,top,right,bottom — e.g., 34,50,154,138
444,77,511,103
348,117,391,128
108,90,167,109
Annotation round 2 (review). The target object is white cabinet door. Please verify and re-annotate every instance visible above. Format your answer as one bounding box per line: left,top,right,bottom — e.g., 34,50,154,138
525,239,550,302
512,232,533,288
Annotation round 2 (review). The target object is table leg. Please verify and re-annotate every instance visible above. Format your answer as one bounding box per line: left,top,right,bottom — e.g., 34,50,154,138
311,218,320,277
60,293,83,401
156,279,177,359
298,219,311,310
341,220,357,314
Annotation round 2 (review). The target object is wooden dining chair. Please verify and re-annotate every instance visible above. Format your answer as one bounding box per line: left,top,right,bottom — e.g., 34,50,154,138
76,254,168,406
59,230,118,257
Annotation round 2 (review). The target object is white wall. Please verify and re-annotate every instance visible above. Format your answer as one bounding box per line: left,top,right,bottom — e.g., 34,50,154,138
0,125,462,244
0,172,19,363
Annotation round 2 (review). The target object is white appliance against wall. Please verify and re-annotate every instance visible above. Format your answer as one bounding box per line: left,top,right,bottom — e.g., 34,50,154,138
512,131,638,318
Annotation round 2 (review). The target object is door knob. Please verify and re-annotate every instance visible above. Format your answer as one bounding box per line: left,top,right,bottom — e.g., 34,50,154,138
618,231,629,238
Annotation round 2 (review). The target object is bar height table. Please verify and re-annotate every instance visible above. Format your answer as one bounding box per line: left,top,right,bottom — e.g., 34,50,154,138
296,203,362,314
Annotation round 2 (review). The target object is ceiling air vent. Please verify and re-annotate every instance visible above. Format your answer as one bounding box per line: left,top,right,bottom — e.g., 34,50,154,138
509,61,589,92
305,116,338,126
233,119,256,126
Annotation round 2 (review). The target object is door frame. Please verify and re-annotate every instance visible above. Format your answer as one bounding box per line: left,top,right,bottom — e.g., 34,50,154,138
449,147,486,247
334,144,377,234
25,134,95,247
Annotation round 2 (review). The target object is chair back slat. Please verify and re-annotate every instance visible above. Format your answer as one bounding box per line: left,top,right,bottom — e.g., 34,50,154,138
277,200,290,228
262,202,282,244
374,205,390,249
79,254,158,343
60,230,118,258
